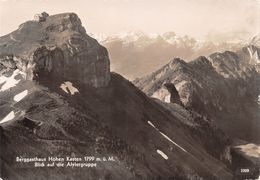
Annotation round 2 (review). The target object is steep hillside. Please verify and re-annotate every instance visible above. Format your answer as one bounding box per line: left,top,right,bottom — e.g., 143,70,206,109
134,45,260,143
0,12,110,87
0,13,236,180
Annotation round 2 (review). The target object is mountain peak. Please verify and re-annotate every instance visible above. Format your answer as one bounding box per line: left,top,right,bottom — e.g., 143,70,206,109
168,58,187,69
250,33,260,47
170,57,185,64
0,12,110,87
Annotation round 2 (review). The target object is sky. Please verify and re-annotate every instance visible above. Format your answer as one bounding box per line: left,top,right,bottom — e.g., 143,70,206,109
0,0,259,41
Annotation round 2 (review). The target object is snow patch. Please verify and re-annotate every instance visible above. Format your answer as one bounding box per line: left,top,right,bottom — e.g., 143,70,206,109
0,111,15,124
60,81,79,95
147,121,187,153
247,47,253,59
175,81,188,92
164,94,171,103
0,69,24,91
10,34,21,42
236,143,260,158
157,149,168,160
159,131,187,153
13,90,28,102
222,73,230,79
256,50,260,64
151,88,171,103
247,46,260,64
147,121,158,130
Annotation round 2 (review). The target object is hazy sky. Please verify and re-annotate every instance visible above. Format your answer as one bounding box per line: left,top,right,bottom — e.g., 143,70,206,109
0,0,259,41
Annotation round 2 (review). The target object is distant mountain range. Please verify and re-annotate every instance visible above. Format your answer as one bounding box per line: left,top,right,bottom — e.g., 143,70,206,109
91,31,258,80
1,12,259,180
0,12,240,180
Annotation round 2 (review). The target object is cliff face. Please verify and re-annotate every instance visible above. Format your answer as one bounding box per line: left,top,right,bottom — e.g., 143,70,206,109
0,13,110,87
0,13,235,180
134,46,260,143
0,72,233,180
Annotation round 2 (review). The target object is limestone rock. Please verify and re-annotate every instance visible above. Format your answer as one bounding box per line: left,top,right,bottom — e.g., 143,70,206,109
134,47,260,142
0,13,110,87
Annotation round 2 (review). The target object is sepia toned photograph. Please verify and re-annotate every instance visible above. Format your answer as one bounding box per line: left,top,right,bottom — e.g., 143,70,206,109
0,0,259,179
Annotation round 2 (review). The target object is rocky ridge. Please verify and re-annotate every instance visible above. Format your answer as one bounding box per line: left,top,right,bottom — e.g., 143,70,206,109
134,45,260,143
0,12,250,180
0,12,110,87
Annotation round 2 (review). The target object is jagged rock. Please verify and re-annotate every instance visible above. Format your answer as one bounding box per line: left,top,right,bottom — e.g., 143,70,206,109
151,82,183,105
0,12,237,180
34,12,49,22
164,83,183,105
250,34,260,47
0,55,17,69
0,13,110,87
134,47,260,143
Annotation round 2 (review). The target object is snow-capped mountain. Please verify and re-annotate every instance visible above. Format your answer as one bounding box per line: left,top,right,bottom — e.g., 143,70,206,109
92,31,243,80
1,12,241,180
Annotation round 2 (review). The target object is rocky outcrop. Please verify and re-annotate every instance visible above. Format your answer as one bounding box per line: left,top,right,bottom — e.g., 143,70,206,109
0,72,234,180
151,83,183,105
250,34,260,48
134,47,260,143
0,13,110,87
0,12,239,180
164,83,183,105
34,12,49,22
